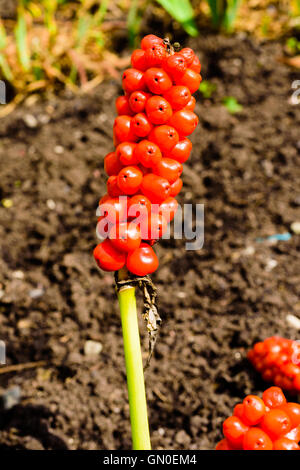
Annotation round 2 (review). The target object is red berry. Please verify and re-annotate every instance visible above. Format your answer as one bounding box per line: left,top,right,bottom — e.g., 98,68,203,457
145,95,173,125
122,68,146,94
175,68,201,94
169,177,183,197
149,125,179,153
215,439,232,450
143,212,168,240
153,158,183,184
141,173,171,204
163,53,187,79
168,109,198,136
243,428,273,450
261,409,291,440
93,239,126,272
115,95,134,116
131,113,153,137
179,48,195,66
273,438,300,450
141,34,164,50
184,96,196,111
144,68,172,94
109,221,141,252
145,43,167,67
117,166,143,195
163,86,191,110
116,142,138,166
128,194,152,219
104,151,123,176
280,403,300,427
129,91,150,113
233,403,245,421
113,115,138,145
107,175,124,197
134,140,162,168
131,49,147,71
223,416,249,449
262,387,287,408
126,243,159,276
166,138,192,163
159,197,178,222
242,395,266,425
190,55,201,74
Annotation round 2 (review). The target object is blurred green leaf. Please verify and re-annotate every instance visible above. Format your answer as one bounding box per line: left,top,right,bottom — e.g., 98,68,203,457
127,0,143,47
206,0,242,31
156,0,198,36
199,80,217,98
222,96,243,113
15,8,30,71
0,53,13,81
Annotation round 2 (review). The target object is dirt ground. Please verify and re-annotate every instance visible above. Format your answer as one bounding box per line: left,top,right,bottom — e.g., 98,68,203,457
0,33,299,450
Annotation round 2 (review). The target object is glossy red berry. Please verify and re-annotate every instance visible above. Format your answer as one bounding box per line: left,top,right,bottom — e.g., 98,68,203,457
141,173,171,204
223,416,249,449
280,403,300,428
144,68,172,94
168,110,199,136
169,177,183,197
190,55,201,74
116,142,138,166
243,428,273,450
93,239,126,272
153,158,183,184
131,48,147,71
131,113,153,137
113,115,138,145
107,175,124,197
273,438,300,450
262,387,287,408
145,43,167,67
163,53,187,79
145,95,173,125
175,68,201,94
179,48,195,66
184,96,196,111
117,166,143,195
126,243,159,276
115,95,134,116
143,213,168,240
109,221,141,252
163,86,191,110
128,194,152,219
104,151,123,176
122,68,146,93
129,91,150,113
134,140,162,168
149,125,179,153
242,395,266,425
159,197,178,222
141,34,164,50
166,138,192,163
98,196,128,224
261,409,292,440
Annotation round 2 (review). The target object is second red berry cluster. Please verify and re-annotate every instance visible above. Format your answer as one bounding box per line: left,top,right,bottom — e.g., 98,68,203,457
248,336,300,393
94,35,201,276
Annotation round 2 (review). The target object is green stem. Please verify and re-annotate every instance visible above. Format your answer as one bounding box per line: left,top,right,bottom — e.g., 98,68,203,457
118,285,151,450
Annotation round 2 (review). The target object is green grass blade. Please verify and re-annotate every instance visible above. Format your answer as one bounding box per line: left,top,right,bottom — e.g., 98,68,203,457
0,53,13,81
127,0,142,47
15,8,30,71
156,0,198,36
223,0,242,31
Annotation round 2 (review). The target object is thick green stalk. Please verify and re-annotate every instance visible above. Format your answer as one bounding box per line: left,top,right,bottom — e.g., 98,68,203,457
118,284,151,450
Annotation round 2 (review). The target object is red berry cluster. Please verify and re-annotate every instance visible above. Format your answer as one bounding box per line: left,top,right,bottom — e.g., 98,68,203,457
248,336,300,393
216,387,300,450
93,35,201,276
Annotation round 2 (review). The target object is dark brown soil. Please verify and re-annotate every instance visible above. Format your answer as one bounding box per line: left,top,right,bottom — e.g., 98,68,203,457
0,33,299,450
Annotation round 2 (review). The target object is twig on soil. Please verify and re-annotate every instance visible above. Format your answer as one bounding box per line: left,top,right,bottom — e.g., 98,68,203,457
0,360,47,375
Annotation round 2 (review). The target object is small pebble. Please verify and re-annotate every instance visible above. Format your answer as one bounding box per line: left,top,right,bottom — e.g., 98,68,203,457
12,270,24,280
54,145,64,154
84,340,103,356
23,114,38,128
29,288,44,299
0,386,21,410
47,199,56,210
243,245,255,256
265,258,278,272
0,290,4,299
286,314,300,330
291,222,300,234
2,198,13,208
